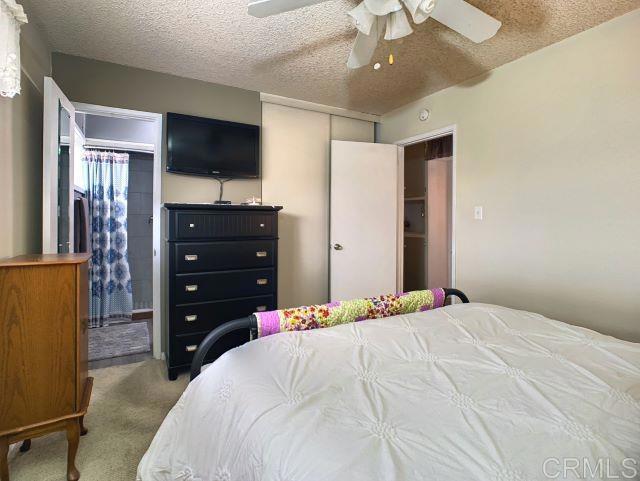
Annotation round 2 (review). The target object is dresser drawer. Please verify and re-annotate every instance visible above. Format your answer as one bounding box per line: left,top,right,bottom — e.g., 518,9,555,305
171,295,275,334
175,240,275,273
171,329,250,367
171,211,276,240
175,268,275,304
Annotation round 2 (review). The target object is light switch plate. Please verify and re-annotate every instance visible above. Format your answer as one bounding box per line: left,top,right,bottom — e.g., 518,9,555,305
474,206,483,220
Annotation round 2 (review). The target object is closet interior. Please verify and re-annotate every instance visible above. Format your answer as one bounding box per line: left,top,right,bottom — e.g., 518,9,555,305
403,134,453,291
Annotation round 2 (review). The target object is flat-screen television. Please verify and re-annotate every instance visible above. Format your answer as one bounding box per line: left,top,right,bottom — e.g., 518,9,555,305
166,113,260,178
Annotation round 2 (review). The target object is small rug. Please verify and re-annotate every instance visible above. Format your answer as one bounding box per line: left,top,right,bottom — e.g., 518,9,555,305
89,322,151,361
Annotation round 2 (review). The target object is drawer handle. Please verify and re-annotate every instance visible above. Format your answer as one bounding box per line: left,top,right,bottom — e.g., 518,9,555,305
185,284,198,292
256,305,268,312
185,314,198,322
185,344,198,353
256,278,268,285
256,251,267,258
188,223,196,228
185,254,199,261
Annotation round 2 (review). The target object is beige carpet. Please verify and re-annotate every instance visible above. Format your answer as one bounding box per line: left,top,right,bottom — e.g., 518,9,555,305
8,360,188,481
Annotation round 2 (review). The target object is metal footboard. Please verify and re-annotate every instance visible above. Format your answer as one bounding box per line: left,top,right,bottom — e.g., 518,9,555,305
189,288,469,381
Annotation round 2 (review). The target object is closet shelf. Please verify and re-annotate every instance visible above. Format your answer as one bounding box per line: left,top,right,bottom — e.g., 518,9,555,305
404,232,425,238
404,196,426,202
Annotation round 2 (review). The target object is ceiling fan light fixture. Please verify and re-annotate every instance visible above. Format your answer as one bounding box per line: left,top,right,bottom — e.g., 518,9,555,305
364,0,402,16
402,0,421,20
420,0,437,14
348,2,376,35
384,8,413,40
402,0,436,23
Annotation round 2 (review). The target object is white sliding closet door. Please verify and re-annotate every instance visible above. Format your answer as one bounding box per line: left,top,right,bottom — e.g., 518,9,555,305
261,103,331,308
262,101,377,308
330,140,399,301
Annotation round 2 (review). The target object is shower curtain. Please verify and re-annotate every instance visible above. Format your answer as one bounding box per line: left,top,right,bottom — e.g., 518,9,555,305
84,150,133,327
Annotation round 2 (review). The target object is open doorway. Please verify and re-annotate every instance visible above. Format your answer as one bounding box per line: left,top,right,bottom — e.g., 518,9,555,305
72,103,163,367
396,128,456,293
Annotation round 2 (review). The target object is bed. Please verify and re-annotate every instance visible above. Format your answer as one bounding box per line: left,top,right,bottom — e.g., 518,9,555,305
138,290,640,481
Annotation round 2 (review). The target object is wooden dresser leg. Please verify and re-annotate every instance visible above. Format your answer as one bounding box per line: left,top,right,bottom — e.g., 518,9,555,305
79,416,88,436
66,419,81,481
0,436,9,481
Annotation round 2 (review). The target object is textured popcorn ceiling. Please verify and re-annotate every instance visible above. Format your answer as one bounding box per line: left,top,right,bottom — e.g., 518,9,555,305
23,0,640,114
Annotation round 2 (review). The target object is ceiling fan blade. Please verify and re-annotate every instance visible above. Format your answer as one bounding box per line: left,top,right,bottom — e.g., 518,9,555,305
347,17,386,69
348,2,376,35
347,31,378,69
430,0,501,43
248,0,330,18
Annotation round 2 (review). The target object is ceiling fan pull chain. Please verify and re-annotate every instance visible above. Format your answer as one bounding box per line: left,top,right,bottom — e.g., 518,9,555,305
388,13,395,65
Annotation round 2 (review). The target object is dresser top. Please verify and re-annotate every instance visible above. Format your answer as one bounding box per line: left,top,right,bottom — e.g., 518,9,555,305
163,203,283,212
0,253,92,268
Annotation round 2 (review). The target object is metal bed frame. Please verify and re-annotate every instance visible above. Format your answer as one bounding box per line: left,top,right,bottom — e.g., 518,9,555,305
190,288,470,381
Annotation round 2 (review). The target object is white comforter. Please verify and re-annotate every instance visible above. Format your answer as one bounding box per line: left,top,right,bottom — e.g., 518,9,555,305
138,304,640,481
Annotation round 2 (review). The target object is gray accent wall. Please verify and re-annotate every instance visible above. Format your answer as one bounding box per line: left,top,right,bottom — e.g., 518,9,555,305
51,53,262,205
0,22,51,258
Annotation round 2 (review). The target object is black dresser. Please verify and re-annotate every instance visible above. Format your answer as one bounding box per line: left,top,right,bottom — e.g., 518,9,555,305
164,203,283,380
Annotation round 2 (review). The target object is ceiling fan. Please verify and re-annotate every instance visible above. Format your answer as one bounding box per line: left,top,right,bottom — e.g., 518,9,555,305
248,0,501,69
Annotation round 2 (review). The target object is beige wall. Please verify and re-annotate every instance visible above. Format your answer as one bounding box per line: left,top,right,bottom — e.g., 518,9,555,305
0,22,51,258
262,103,375,308
51,54,262,204
330,115,374,143
379,10,640,342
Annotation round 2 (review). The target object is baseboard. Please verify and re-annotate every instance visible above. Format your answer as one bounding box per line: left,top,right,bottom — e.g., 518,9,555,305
132,309,153,321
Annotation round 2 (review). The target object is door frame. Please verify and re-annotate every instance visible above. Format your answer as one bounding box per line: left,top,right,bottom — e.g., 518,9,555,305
43,77,75,254
73,102,164,360
394,124,457,293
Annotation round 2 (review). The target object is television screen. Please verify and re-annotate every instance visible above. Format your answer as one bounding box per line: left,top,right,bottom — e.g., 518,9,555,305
166,113,259,178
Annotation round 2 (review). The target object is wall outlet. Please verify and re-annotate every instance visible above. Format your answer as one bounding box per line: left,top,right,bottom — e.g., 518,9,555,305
474,206,483,220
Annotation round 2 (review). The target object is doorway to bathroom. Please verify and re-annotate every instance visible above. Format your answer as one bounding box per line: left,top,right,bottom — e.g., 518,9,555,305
43,78,163,367
73,103,162,367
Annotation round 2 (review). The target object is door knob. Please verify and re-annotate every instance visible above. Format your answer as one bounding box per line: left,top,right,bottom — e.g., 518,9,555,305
332,243,343,251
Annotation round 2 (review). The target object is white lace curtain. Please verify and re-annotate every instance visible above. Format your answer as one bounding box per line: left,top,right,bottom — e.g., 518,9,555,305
0,0,28,98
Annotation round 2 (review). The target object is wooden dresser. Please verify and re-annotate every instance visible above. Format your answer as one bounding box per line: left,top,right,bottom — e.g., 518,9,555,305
164,204,282,380
0,254,93,481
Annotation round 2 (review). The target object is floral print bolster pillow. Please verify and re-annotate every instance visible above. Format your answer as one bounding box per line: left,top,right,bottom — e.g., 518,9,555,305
255,289,446,338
